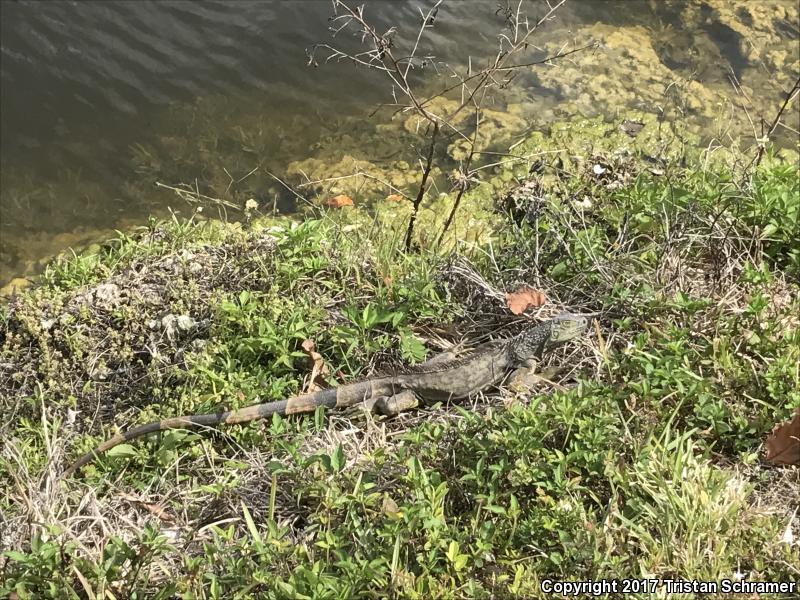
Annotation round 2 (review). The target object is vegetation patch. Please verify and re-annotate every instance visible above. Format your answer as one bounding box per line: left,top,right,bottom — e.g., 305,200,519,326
1,119,798,598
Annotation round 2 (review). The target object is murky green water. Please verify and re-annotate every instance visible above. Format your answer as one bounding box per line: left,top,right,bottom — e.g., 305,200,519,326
1,0,798,289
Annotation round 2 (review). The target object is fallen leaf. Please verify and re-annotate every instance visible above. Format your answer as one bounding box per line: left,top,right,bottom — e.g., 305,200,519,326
301,338,330,393
386,194,404,202
119,493,175,523
325,194,353,208
765,407,800,466
382,494,402,519
505,286,547,315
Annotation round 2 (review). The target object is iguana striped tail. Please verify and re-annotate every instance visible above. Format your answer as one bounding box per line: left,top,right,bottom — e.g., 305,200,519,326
64,378,394,477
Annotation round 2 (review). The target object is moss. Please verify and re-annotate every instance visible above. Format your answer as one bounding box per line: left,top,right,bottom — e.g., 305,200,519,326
692,0,800,74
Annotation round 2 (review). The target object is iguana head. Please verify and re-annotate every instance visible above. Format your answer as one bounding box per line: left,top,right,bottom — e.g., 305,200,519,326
548,313,589,344
512,313,589,361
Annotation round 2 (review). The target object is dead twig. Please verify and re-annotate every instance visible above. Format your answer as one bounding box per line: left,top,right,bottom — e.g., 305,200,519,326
309,0,588,251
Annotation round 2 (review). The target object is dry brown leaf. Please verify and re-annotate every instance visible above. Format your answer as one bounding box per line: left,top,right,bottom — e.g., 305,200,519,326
119,493,175,523
765,407,800,466
382,494,401,519
325,194,354,208
505,286,547,315
301,338,330,393
386,194,404,202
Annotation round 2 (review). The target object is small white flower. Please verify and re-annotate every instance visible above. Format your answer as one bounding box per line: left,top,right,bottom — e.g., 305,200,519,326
161,528,180,542
245,198,259,211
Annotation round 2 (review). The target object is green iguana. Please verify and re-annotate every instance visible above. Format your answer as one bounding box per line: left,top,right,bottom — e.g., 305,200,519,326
64,314,588,476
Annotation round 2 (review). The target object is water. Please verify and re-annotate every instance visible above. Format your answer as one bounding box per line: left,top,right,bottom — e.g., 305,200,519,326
1,0,798,287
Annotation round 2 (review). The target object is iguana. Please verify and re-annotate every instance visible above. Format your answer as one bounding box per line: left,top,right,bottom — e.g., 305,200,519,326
64,314,588,476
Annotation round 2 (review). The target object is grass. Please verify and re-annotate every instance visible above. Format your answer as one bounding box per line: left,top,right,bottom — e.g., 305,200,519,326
1,119,798,598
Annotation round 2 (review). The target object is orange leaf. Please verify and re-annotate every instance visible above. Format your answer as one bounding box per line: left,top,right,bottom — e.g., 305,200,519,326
505,286,547,315
119,493,175,523
765,408,800,466
326,194,353,208
386,194,404,202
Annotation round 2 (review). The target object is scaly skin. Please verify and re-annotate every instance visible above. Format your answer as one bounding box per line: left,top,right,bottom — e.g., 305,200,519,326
64,314,588,477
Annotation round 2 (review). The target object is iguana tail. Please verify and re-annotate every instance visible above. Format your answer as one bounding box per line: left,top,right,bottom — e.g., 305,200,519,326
64,378,394,477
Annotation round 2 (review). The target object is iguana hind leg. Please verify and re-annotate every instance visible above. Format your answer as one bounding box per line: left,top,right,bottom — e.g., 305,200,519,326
373,390,419,416
421,349,458,365
364,348,454,416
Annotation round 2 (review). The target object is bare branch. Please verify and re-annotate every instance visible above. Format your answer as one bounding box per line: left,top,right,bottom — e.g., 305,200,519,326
310,0,583,250
403,0,443,80
404,121,439,250
752,76,800,169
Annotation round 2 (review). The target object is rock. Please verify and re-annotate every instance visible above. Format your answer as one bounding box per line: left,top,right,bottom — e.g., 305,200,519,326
161,314,197,341
93,283,122,308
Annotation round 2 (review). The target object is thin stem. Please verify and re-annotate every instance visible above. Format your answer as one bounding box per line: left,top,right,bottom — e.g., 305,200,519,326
404,121,439,250
437,106,481,246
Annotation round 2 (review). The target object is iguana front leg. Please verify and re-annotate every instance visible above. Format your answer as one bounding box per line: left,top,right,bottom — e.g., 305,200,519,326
508,361,565,391
506,358,539,389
